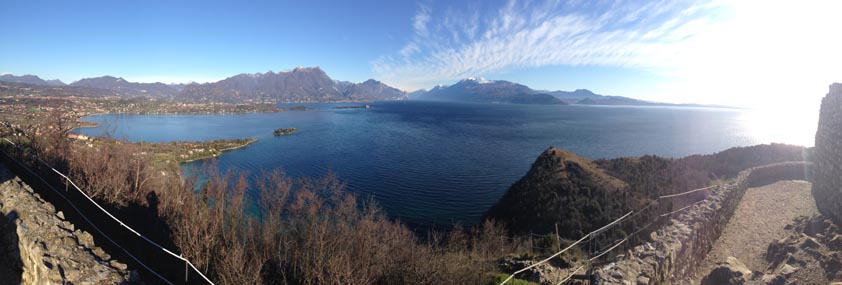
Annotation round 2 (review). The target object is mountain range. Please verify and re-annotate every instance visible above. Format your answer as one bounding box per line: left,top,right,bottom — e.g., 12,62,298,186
417,78,565,105
0,70,723,107
413,77,724,107
180,67,404,102
70,76,182,98
0,67,407,103
0,74,66,86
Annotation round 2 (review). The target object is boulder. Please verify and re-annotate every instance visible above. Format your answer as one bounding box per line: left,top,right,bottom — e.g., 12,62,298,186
701,256,752,285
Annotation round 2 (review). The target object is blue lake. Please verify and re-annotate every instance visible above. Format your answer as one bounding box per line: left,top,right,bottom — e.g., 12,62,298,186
78,101,815,226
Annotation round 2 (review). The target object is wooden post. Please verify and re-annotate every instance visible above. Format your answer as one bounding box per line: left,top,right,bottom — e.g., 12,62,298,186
529,234,533,256
500,235,504,255
184,257,188,283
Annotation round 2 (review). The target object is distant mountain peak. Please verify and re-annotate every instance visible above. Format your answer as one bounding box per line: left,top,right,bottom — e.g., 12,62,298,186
181,67,405,102
69,76,177,97
292,66,321,73
460,77,492,84
0,74,66,86
419,78,564,105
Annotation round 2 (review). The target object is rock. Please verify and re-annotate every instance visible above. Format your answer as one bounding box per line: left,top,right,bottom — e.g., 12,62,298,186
701,257,752,285
823,256,842,276
636,276,650,285
799,236,821,249
55,211,64,220
828,234,842,250
74,230,95,248
92,247,110,261
778,264,797,276
761,274,786,285
63,267,81,280
110,260,128,271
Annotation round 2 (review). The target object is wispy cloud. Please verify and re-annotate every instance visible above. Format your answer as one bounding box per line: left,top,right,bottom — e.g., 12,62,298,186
373,0,724,89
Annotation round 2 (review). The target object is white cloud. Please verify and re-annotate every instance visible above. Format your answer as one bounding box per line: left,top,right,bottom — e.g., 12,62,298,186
373,0,842,110
373,0,719,90
413,4,431,38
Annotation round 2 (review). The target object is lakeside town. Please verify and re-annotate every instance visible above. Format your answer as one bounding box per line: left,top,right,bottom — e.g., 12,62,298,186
0,91,276,164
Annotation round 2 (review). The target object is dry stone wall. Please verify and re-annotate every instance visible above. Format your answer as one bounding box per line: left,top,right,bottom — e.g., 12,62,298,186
813,83,842,225
594,162,811,284
0,165,130,284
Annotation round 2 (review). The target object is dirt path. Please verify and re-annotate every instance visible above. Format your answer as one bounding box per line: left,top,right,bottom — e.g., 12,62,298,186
694,180,817,283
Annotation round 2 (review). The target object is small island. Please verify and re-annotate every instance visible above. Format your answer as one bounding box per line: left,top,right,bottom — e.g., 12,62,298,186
274,128,297,136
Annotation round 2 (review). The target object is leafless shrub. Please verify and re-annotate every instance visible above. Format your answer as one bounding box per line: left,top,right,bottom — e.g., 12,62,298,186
9,120,519,285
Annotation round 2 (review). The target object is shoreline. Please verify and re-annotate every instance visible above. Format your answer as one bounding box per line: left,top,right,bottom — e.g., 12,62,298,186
177,138,258,164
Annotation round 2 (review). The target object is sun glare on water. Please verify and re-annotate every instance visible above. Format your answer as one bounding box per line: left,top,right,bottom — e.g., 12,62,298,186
739,106,818,148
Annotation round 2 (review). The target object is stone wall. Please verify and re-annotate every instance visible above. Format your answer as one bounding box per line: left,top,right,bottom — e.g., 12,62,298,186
813,83,842,225
0,165,130,284
594,162,811,284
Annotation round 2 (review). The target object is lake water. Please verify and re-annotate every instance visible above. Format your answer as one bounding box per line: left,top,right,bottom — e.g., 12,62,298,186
78,101,816,227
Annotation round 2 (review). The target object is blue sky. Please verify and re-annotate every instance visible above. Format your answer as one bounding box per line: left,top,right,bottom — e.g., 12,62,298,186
2,0,840,109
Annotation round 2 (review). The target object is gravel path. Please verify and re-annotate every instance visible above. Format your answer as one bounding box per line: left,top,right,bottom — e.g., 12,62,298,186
694,180,817,282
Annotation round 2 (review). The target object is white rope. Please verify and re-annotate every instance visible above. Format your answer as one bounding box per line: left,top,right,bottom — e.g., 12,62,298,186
499,184,719,285
658,185,715,199
2,138,215,284
659,198,708,218
591,211,633,236
590,237,628,262
499,233,591,285
557,264,586,285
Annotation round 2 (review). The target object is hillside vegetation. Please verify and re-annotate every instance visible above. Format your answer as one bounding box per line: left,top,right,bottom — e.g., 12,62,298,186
1,118,533,284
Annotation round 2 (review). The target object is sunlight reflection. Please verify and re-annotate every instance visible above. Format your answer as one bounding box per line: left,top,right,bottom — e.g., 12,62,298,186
738,108,817,147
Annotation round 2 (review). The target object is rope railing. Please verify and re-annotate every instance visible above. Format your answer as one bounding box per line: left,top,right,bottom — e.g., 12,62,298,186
1,138,215,285
659,197,709,218
499,182,719,285
498,233,592,285
557,264,586,285
658,185,716,199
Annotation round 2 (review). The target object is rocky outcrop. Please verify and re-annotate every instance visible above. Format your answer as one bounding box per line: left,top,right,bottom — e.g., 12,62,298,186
593,162,811,284
813,83,842,225
485,147,631,238
762,215,842,284
0,165,130,284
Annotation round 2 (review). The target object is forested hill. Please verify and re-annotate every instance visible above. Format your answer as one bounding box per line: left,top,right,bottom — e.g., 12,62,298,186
486,144,810,238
